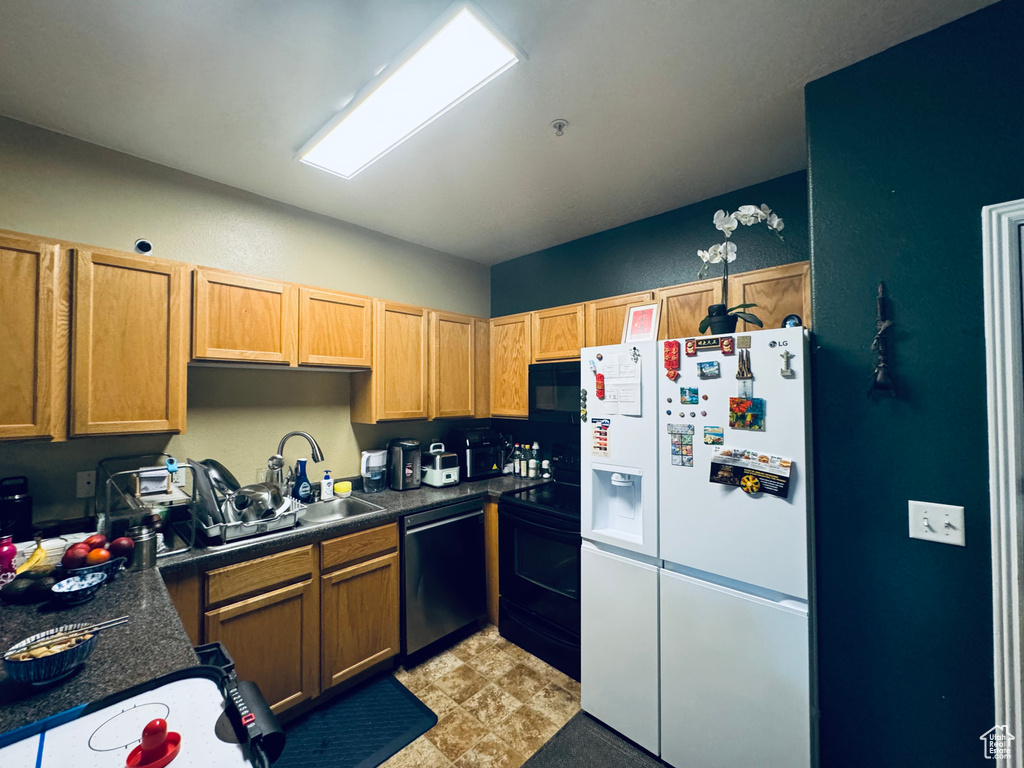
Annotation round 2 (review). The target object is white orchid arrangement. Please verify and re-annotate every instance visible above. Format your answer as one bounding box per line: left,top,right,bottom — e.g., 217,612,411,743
695,204,785,332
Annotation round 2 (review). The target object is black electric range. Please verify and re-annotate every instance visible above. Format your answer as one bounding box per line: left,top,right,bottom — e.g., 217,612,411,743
498,445,581,680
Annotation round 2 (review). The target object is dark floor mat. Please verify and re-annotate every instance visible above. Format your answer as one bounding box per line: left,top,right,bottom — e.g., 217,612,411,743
524,712,666,768
275,674,437,768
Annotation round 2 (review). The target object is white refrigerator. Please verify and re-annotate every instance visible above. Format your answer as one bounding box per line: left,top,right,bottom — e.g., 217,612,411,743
579,340,661,754
580,328,814,768
658,326,812,768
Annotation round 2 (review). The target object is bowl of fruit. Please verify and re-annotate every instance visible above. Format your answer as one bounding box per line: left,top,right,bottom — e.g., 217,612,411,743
59,535,133,583
4,622,99,685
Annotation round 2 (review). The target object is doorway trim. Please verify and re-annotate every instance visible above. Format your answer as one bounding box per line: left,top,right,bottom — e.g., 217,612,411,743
983,198,1024,764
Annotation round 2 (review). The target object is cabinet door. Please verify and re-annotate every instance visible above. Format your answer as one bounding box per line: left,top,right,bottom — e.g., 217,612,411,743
473,319,490,419
380,301,429,420
0,235,59,440
727,262,811,332
193,268,298,365
484,498,499,626
352,301,429,422
205,578,320,714
532,304,585,362
490,314,531,418
584,291,655,347
72,249,188,435
320,551,399,690
430,311,475,419
298,288,372,367
657,278,723,339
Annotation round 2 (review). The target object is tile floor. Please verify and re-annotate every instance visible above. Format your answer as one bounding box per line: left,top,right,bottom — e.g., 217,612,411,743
386,624,581,767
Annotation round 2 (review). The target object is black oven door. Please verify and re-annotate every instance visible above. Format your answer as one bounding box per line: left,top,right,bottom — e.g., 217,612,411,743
498,501,581,638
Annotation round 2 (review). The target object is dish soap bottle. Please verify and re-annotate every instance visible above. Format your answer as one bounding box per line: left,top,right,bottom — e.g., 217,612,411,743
321,470,335,501
292,458,313,503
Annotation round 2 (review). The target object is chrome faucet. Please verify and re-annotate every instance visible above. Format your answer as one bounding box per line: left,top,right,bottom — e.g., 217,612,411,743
268,431,325,488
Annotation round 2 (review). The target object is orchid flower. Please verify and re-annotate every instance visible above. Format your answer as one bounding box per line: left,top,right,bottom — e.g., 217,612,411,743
713,210,738,237
734,205,767,226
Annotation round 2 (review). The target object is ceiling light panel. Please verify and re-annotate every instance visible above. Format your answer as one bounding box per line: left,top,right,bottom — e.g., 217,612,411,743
300,6,519,179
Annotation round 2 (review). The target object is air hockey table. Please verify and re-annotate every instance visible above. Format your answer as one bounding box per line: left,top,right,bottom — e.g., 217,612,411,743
0,653,283,768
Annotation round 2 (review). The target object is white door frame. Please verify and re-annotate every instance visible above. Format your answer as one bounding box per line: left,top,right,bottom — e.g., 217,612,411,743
983,199,1024,765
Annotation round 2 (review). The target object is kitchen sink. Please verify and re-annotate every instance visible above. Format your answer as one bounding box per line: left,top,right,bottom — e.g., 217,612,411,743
297,496,385,526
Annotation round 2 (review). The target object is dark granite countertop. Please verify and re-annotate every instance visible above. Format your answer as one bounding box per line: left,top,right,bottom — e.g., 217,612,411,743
0,568,198,734
158,474,548,575
1,474,547,734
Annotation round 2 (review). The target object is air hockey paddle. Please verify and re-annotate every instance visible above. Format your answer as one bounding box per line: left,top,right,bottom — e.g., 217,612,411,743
126,718,181,768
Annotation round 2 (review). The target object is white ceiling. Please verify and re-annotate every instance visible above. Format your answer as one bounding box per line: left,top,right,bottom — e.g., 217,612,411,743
0,0,995,264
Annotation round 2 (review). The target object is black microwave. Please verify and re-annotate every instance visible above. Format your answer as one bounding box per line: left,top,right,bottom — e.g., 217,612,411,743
529,362,581,424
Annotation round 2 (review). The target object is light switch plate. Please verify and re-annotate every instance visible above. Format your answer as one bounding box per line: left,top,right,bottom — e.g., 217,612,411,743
909,500,965,546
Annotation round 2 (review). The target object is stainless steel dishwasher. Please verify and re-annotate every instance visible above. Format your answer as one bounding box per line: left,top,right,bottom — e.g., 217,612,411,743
402,499,486,656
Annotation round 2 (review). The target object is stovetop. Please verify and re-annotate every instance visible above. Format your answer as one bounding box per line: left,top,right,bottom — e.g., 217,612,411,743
504,480,581,520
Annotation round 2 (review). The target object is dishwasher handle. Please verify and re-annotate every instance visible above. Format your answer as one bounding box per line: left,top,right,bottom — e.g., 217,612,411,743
405,508,482,534
403,499,484,530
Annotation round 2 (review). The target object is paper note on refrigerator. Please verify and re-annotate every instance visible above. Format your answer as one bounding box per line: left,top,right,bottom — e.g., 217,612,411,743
603,352,643,416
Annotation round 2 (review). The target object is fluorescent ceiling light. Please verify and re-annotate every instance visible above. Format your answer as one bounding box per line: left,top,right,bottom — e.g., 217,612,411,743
300,6,520,179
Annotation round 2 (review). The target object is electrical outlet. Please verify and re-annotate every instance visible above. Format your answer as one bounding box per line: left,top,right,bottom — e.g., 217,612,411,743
76,470,97,499
909,500,965,546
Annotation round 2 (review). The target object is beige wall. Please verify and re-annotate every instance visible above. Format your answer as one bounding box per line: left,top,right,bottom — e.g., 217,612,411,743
0,116,489,522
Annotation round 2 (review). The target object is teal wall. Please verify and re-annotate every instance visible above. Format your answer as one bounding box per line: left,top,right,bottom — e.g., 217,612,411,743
490,171,808,316
806,1,1024,765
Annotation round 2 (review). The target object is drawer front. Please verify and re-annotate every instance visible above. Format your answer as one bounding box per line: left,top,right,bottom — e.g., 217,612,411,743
321,524,398,572
206,544,316,605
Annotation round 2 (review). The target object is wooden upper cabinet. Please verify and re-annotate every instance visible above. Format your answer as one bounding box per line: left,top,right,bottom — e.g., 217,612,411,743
351,301,428,423
657,278,723,340
490,313,531,418
429,311,476,419
193,268,298,365
473,318,490,419
727,262,811,332
585,291,655,347
0,234,61,440
298,287,372,368
531,304,585,362
72,248,188,436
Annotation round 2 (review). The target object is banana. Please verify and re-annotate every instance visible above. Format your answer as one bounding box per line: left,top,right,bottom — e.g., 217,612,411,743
16,536,46,575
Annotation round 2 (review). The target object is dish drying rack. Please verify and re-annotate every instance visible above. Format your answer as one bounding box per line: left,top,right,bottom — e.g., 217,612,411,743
197,497,306,545
98,454,305,548
96,454,196,536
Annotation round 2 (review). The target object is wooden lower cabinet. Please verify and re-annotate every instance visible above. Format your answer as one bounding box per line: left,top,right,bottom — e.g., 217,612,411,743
205,578,320,714
320,551,400,690
484,498,499,627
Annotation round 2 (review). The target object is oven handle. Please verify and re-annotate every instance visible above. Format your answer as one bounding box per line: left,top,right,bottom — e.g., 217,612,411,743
499,504,579,538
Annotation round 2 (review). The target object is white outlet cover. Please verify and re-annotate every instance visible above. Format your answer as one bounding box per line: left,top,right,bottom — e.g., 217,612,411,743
75,470,96,499
908,500,965,546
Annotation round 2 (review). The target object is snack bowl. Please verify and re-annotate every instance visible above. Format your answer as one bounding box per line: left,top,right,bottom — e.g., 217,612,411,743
61,557,127,583
50,572,107,605
4,622,98,685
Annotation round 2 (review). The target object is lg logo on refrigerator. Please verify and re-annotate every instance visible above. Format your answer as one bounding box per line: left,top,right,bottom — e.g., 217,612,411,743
768,340,789,348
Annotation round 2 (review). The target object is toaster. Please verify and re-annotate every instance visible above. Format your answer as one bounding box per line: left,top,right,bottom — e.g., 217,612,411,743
421,443,460,488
